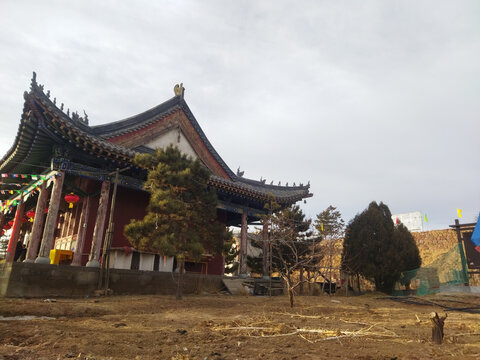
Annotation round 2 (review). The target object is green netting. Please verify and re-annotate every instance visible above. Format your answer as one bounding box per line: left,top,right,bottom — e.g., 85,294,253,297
393,242,469,296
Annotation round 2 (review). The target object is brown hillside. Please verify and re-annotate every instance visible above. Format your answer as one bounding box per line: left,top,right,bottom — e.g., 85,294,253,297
320,229,458,270
411,229,458,266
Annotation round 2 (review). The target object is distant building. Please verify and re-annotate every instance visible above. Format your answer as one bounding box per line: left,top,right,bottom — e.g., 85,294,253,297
391,211,423,232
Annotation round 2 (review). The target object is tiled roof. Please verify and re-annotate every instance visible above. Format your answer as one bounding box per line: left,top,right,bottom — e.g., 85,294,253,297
0,74,312,206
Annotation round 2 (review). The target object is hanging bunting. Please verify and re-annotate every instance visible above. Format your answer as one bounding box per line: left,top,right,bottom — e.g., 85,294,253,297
457,209,462,218
424,214,428,222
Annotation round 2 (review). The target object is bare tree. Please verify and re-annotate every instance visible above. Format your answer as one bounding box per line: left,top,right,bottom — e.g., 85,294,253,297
269,205,323,307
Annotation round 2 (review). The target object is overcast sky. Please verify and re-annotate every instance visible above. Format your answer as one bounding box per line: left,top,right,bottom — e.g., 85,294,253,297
1,0,479,230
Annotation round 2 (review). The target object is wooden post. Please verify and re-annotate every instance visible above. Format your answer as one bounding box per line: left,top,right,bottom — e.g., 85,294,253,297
262,221,269,279
35,172,65,264
25,182,48,262
239,212,248,277
86,181,110,267
454,219,470,285
71,196,91,266
5,197,25,262
430,312,447,344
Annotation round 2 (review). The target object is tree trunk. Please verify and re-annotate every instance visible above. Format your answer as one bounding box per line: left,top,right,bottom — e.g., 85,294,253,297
430,312,447,344
299,266,304,295
176,256,185,300
307,269,311,295
284,274,295,308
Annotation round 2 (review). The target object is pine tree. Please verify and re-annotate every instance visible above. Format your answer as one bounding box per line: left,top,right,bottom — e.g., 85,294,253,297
341,201,421,293
124,145,232,299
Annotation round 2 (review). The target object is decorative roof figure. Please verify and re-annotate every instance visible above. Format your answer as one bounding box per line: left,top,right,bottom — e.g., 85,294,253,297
174,83,185,98
236,167,244,177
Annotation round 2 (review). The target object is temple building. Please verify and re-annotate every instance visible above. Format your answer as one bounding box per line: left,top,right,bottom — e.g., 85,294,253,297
0,73,312,276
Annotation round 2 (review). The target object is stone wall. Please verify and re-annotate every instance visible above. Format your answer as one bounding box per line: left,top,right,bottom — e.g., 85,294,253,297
0,262,224,298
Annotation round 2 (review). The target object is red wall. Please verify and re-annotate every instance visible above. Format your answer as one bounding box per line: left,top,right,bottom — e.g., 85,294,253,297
78,181,227,275
111,187,149,248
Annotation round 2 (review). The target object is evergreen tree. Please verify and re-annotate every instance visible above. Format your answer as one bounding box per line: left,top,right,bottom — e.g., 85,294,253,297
124,145,232,299
314,205,345,240
341,201,421,293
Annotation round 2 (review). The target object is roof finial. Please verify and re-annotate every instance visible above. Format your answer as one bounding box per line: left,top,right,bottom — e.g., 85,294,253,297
30,71,37,90
83,110,89,125
174,83,185,98
236,167,244,177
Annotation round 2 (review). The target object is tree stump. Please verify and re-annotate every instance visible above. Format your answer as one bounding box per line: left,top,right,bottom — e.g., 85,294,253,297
430,312,447,344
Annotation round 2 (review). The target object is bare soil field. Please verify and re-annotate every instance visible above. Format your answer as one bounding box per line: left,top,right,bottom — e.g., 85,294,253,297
0,293,479,360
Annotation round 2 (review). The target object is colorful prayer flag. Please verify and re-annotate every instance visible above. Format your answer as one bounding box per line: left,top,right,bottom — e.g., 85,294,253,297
12,174,18,178
31,175,38,180
457,209,462,218
424,214,428,222
1,174,7,178
21,174,26,178
321,223,324,232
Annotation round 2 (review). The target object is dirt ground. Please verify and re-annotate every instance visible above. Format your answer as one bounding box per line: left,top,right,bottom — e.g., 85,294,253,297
0,292,479,360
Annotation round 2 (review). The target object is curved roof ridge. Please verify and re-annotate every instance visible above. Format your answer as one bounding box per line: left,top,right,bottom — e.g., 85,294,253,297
235,176,311,190
90,96,182,137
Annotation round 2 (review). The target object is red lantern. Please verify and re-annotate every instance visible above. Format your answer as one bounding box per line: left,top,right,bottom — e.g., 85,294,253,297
8,220,14,227
64,193,79,209
1,230,4,236
27,210,35,222
2,224,10,230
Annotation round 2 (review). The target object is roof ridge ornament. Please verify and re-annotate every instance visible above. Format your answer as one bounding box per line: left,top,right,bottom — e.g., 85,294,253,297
236,167,244,177
174,83,185,98
30,71,37,91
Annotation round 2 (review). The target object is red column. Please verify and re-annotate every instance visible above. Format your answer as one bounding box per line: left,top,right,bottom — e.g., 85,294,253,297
5,199,26,262
25,182,49,262
239,213,248,276
86,181,110,267
71,196,91,266
35,171,65,264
